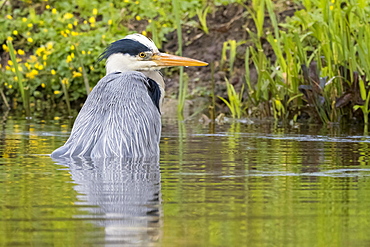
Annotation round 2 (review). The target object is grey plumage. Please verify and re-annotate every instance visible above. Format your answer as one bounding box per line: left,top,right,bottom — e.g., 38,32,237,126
51,34,206,158
51,72,161,158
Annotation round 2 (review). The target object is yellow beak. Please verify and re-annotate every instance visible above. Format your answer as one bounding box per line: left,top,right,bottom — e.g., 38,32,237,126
152,53,208,67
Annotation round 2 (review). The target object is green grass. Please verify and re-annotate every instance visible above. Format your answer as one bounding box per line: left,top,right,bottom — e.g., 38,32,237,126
218,78,244,119
237,0,370,125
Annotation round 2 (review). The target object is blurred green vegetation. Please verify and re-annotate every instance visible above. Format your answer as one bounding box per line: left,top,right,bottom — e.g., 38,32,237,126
2,0,370,125
1,0,237,112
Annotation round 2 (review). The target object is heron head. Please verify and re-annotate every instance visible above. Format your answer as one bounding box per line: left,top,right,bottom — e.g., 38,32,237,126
100,34,208,74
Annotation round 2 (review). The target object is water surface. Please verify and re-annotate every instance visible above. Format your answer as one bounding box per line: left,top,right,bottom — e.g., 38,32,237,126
1,116,370,246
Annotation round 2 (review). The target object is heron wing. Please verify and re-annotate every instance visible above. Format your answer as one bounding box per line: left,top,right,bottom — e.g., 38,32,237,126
51,72,161,158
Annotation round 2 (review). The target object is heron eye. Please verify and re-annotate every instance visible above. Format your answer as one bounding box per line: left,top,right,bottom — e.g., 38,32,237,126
139,52,147,58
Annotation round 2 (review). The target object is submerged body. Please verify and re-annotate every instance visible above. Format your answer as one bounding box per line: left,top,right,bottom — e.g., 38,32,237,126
51,72,161,158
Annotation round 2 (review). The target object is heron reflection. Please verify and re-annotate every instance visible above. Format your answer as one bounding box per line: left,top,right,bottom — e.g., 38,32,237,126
54,156,161,246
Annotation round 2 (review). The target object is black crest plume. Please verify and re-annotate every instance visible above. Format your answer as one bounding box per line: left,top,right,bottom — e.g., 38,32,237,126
98,39,151,61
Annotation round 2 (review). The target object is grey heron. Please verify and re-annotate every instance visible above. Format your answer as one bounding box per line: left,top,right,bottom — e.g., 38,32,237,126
51,34,207,158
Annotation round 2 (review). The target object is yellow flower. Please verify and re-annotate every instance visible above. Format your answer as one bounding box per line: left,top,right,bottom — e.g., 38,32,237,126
46,42,53,50
66,55,72,63
124,0,129,2
27,37,33,43
135,1,139,4
36,47,46,56
18,66,23,72
89,65,94,71
73,21,78,26
8,60,13,66
71,31,79,36
41,83,46,88
2,44,8,52
39,20,44,25
92,8,98,15
27,23,33,28
12,30,18,35
46,5,50,9
61,78,68,85
87,51,91,55
102,34,106,39
18,49,25,55
135,16,141,21
73,71,82,78
89,17,96,24
6,15,12,20
108,19,113,25
43,28,48,33
42,55,47,60
5,66,11,70
36,64,44,70
83,20,88,24
70,45,75,50
51,69,56,75
63,13,74,19
67,23,73,29
54,90,61,94
13,76,18,82
7,36,13,42
81,50,86,55
8,84,13,89
26,69,39,79
71,53,75,59
29,55,37,63
22,17,27,22
52,8,57,14
60,30,68,37
78,67,82,72
141,30,147,36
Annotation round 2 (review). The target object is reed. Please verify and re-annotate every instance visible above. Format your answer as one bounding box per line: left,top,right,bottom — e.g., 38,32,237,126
218,78,244,119
353,79,370,126
6,40,30,115
196,6,210,34
172,0,186,117
60,78,72,116
150,21,161,49
221,40,244,76
74,46,90,96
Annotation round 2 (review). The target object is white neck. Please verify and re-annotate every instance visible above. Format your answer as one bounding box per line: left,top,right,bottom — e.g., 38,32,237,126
105,54,165,109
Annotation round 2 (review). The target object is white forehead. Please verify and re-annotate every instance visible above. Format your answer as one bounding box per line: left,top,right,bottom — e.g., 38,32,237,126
124,33,159,53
